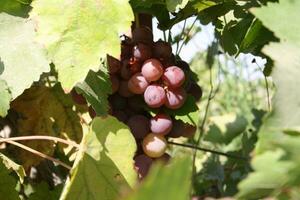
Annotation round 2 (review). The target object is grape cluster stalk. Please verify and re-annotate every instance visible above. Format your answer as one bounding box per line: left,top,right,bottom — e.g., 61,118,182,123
71,26,202,180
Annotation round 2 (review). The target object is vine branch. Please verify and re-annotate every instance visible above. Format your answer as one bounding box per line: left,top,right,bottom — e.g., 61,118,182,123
5,140,72,170
0,136,80,149
169,141,248,160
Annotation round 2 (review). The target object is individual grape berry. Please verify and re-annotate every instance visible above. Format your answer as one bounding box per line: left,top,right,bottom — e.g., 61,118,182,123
142,133,167,158
110,74,119,94
165,87,187,109
155,153,171,164
141,59,164,82
133,43,152,62
162,66,185,88
128,73,149,94
118,80,134,97
88,106,97,118
127,115,150,139
107,55,121,74
134,154,153,180
129,58,142,74
109,94,127,110
153,40,172,59
144,85,166,108
132,27,153,44
112,110,128,123
71,89,87,105
168,120,196,138
128,95,146,113
150,113,173,135
120,59,132,80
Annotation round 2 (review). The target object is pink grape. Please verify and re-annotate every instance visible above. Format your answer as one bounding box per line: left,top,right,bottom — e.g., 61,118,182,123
133,43,152,62
127,115,150,139
162,66,185,88
144,85,166,108
142,133,167,158
150,113,173,135
134,154,153,180
128,73,149,94
165,87,187,109
141,59,163,82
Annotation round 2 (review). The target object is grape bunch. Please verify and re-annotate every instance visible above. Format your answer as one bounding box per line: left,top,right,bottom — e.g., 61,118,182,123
71,26,202,180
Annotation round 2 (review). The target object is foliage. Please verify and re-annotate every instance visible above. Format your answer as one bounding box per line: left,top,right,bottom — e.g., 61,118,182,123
0,0,298,199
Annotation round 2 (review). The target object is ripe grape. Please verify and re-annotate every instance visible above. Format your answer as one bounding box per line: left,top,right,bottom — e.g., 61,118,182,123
142,133,167,158
144,85,166,108
150,113,173,135
165,87,187,109
129,58,142,74
120,60,132,80
112,110,128,123
132,27,153,44
134,154,153,180
162,66,185,88
128,73,149,94
168,120,196,138
118,80,134,97
128,95,146,113
155,153,171,164
110,74,119,94
153,40,172,59
127,115,150,139
71,89,87,105
109,94,127,110
141,59,163,82
133,43,152,62
107,55,121,74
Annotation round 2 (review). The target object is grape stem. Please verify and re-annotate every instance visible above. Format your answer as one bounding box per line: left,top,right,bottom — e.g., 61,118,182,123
0,135,80,149
168,141,248,160
4,140,72,170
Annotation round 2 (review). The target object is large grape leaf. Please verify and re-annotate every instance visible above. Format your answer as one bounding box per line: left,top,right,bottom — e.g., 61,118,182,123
123,157,192,200
11,85,83,169
60,116,137,200
0,80,11,117
29,182,63,200
0,13,50,107
0,0,32,17
0,153,25,183
30,0,134,91
0,161,20,200
75,70,111,116
166,0,189,12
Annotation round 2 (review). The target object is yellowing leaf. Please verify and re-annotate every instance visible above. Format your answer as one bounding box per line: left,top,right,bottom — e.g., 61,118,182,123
60,116,137,200
30,0,134,91
11,85,82,169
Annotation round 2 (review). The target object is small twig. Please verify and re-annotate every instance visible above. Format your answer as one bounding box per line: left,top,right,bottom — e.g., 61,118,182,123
0,136,80,149
177,17,198,55
6,140,72,170
168,141,248,160
176,19,187,55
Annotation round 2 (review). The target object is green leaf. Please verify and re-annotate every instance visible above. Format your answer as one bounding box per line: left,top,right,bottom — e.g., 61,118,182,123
60,116,137,200
29,183,63,200
124,157,192,200
237,150,292,199
166,0,189,12
30,0,133,91
163,95,199,125
75,70,111,116
0,0,32,17
0,80,11,117
0,13,50,99
252,0,300,48
0,161,20,200
0,153,25,183
204,114,248,144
